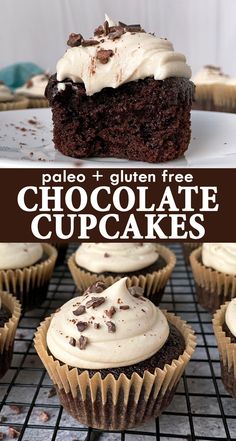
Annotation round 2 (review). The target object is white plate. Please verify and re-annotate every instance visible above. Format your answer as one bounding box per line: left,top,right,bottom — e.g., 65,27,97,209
0,108,236,168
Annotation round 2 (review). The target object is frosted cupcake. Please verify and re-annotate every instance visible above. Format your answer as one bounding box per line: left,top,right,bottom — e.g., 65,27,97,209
192,65,229,111
0,291,21,378
213,299,236,398
68,243,176,305
15,74,49,108
35,277,196,430
190,243,236,313
0,81,28,111
213,77,236,113
0,243,57,311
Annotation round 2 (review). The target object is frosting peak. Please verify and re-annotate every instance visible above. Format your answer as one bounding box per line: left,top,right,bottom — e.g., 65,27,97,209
75,242,159,273
47,277,169,369
225,298,236,337
202,243,236,276
56,16,191,96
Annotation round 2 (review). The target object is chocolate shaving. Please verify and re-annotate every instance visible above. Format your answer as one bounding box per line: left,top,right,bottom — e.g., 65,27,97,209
67,33,83,47
106,321,116,333
73,305,86,316
125,24,144,32
105,306,116,318
129,286,144,296
77,335,88,349
69,337,76,346
118,21,127,28
94,24,105,37
8,427,20,439
108,26,125,40
39,411,50,422
94,322,100,329
119,305,130,310
82,39,99,47
85,281,106,294
104,20,109,35
76,321,89,332
86,297,105,308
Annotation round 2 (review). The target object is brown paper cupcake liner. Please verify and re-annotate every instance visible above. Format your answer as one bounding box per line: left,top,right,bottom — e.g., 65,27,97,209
68,245,176,306
182,243,202,265
213,303,236,398
0,96,29,111
0,244,57,312
0,291,21,378
193,84,216,111
27,97,49,108
34,311,196,430
190,246,236,313
213,84,236,112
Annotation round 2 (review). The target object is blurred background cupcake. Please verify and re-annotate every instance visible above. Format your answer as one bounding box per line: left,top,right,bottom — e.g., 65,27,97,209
35,277,196,430
68,242,176,305
0,80,28,111
213,77,236,113
190,243,236,313
15,73,49,108
0,291,21,379
192,65,229,111
213,299,236,398
0,243,57,312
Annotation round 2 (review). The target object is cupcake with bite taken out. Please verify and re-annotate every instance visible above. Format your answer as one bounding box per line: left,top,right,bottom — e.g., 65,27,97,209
68,242,176,305
190,243,236,313
35,277,196,430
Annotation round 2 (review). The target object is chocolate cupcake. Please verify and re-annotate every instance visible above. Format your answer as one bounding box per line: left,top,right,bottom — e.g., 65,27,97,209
0,291,21,379
192,65,229,111
46,16,194,163
68,243,176,305
0,243,57,312
190,243,236,313
0,81,28,111
213,299,236,398
15,74,49,108
35,277,196,430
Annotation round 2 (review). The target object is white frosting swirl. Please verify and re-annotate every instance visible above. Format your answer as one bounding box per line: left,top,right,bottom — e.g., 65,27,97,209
15,74,49,98
75,243,159,273
0,243,43,270
193,66,229,85
56,16,191,96
225,298,236,338
47,277,169,368
0,83,15,102
202,243,236,276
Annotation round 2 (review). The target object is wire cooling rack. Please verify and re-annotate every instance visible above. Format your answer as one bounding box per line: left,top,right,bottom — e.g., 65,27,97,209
0,243,236,441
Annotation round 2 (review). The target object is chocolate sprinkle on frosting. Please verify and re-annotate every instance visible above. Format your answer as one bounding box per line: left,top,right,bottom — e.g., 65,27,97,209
77,335,88,350
119,305,130,310
76,321,89,332
82,39,99,47
73,305,86,316
85,281,106,294
69,337,76,347
67,33,83,47
86,297,105,309
105,306,116,318
129,286,144,297
106,321,116,333
94,322,100,329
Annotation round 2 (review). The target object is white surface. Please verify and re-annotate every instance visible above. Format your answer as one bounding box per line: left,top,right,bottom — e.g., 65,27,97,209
1,0,236,76
0,108,236,168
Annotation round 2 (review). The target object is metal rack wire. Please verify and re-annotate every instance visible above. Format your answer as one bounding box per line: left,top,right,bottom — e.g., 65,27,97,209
0,243,235,441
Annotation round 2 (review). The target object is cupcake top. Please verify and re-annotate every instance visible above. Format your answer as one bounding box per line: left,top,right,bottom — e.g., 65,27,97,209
193,65,229,85
0,81,15,102
202,243,236,276
225,298,236,337
56,15,192,96
75,242,159,273
0,243,43,270
47,277,169,369
15,74,50,98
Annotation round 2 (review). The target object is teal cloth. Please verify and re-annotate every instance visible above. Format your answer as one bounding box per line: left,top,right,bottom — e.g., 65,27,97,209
0,62,44,90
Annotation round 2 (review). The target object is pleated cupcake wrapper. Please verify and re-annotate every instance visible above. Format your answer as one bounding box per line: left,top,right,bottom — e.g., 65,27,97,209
0,291,21,354
0,97,29,111
213,303,236,397
34,312,196,429
194,84,215,103
27,97,49,108
190,246,236,305
68,244,176,300
213,84,236,110
0,244,57,306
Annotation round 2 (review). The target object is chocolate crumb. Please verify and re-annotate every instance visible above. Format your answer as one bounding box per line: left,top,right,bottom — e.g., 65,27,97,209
8,427,20,439
104,20,109,35
85,281,106,294
86,297,105,308
94,24,105,37
141,308,146,313
39,411,50,422
97,49,114,64
67,33,83,47
82,39,99,47
108,27,125,40
106,321,116,333
105,306,116,318
26,80,33,88
77,335,88,349
69,337,76,346
76,321,89,332
28,119,37,125
47,387,56,398
119,305,130,310
94,322,100,329
9,405,22,415
129,286,144,297
73,305,86,316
